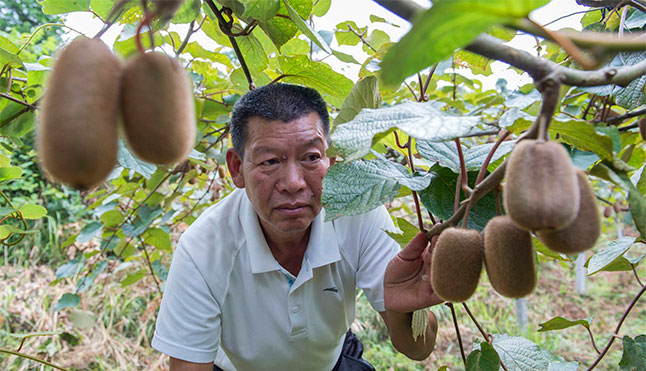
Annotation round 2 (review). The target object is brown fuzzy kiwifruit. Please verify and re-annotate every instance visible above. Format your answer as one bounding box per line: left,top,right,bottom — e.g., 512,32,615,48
537,171,601,254
504,139,580,231
431,227,483,302
639,117,646,142
603,205,612,218
37,38,120,190
121,52,195,165
483,216,536,298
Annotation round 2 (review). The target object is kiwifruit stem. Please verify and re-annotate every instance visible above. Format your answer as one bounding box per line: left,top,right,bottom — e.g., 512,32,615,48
445,303,467,367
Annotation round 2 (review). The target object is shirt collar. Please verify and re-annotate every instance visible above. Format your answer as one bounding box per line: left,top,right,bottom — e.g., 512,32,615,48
239,190,341,274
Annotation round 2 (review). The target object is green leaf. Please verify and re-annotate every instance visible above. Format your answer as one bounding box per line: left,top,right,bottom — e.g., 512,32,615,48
100,209,124,228
363,29,390,54
118,140,157,179
614,53,646,110
69,310,96,329
491,334,553,371
418,167,498,230
257,0,312,50
278,55,353,98
238,0,280,20
385,217,419,248
335,21,365,46
77,221,103,244
236,33,269,74
534,237,569,261
538,316,591,332
171,0,202,24
0,36,18,54
587,237,637,275
41,0,91,14
619,335,646,370
417,141,462,172
322,159,431,221
334,76,381,127
550,120,614,161
488,25,516,42
121,270,146,287
0,226,10,239
0,154,9,167
282,0,331,53
56,259,84,279
54,293,80,312
90,0,135,21
380,0,550,86
625,10,646,29
144,228,172,252
0,166,23,182
332,50,359,64
331,102,480,161
466,342,501,371
312,0,331,17
18,204,47,220
0,47,24,69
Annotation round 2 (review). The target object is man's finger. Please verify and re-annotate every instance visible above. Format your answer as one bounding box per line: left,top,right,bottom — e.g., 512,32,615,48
398,231,428,261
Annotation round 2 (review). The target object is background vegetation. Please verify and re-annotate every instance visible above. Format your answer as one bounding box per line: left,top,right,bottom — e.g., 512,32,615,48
0,0,645,369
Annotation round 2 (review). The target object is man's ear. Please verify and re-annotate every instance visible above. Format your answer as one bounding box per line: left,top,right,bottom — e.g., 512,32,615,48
226,148,245,188
328,156,337,166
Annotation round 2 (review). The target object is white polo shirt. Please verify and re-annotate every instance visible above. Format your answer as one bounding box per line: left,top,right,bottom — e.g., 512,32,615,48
152,188,399,370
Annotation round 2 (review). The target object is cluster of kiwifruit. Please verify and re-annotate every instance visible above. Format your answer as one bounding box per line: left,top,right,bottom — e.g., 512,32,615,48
37,0,194,190
431,138,601,302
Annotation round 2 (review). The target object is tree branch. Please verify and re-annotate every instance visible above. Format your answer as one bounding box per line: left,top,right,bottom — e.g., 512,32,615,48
204,0,255,90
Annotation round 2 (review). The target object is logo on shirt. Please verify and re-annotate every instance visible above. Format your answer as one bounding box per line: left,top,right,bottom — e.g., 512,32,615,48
323,287,338,293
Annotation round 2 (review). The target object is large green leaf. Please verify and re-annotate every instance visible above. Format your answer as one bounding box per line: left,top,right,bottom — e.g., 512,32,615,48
335,21,365,46
282,0,331,53
277,55,353,98
331,102,480,161
18,204,47,220
547,361,579,371
333,76,381,127
90,0,136,21
118,140,157,179
257,0,312,49
322,159,431,221
466,342,501,371
385,217,419,248
236,33,268,74
0,166,23,182
41,0,90,14
418,167,497,230
587,237,637,275
538,316,591,332
620,335,646,370
312,0,331,17
417,140,515,173
550,120,614,161
171,0,202,24
235,0,279,20
614,52,646,110
491,334,554,371
380,0,549,86
144,228,172,252
0,47,24,69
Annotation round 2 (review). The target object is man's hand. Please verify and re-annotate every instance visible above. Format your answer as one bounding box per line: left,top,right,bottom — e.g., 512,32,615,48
384,231,443,313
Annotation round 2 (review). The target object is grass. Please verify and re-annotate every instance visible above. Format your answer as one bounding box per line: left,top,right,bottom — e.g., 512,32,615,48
0,237,644,370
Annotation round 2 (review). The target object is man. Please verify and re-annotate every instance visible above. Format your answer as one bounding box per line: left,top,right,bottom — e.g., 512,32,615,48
152,83,441,370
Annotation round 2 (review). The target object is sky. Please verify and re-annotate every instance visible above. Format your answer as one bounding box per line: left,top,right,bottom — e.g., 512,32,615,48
63,0,592,89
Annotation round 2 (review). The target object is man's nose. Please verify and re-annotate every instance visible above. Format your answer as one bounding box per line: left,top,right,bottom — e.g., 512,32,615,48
278,161,306,193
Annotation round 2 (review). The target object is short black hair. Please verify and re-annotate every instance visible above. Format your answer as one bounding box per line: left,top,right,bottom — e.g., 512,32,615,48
230,83,330,157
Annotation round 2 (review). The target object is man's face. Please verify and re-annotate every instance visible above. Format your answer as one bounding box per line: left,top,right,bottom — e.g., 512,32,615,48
226,112,332,240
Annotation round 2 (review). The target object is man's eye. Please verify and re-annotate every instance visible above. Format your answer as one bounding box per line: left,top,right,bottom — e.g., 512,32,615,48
304,154,320,162
261,159,279,166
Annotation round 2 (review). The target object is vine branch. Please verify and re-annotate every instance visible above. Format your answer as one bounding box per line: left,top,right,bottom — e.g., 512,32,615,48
586,282,646,369
446,303,467,367
0,348,68,371
204,0,255,90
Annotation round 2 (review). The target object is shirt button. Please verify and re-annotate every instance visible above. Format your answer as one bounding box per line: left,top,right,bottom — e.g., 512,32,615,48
292,306,299,313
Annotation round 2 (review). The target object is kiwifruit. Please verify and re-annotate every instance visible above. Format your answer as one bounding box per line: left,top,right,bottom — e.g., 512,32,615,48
537,171,601,254
613,202,622,214
121,52,195,165
504,139,580,231
483,215,536,298
603,205,612,218
37,38,120,190
431,227,483,302
639,117,646,142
